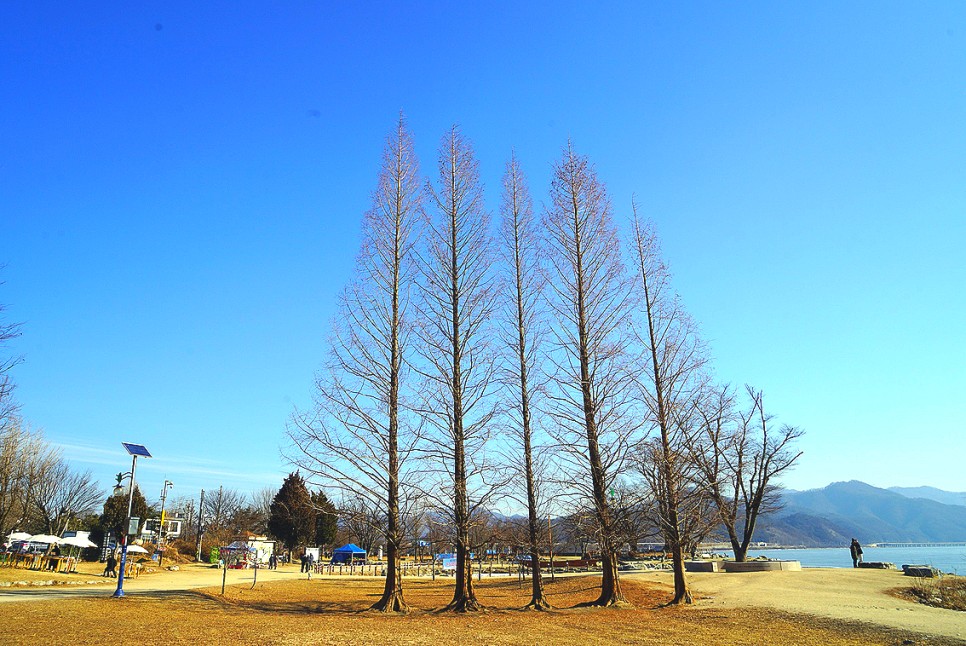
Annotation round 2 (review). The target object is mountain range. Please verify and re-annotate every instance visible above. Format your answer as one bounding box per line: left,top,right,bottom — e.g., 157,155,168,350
753,480,966,547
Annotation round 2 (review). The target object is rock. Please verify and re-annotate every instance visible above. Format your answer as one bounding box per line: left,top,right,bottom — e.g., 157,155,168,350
167,565,180,571
902,564,938,578
857,561,895,570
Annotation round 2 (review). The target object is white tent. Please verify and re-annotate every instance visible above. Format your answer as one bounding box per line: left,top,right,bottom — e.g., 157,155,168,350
60,535,97,548
27,534,62,545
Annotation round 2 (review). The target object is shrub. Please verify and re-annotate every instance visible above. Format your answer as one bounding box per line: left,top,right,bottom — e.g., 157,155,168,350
908,574,966,611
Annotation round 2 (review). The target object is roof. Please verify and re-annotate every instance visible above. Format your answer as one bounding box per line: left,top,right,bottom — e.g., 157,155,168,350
333,543,367,553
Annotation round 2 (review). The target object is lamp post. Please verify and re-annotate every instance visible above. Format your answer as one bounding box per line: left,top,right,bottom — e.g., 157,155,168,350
157,480,173,566
113,442,152,598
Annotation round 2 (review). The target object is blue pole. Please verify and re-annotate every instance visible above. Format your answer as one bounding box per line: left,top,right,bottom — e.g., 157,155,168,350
113,454,138,598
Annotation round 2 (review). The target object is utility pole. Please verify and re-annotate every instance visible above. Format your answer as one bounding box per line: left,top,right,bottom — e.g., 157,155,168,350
157,480,173,566
195,489,205,562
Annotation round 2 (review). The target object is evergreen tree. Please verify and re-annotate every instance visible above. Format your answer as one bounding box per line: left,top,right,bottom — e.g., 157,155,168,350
268,472,314,550
100,485,151,537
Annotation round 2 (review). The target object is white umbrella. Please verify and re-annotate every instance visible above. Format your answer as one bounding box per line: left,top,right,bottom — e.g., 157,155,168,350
6,531,31,542
125,544,149,554
27,534,62,545
60,536,97,548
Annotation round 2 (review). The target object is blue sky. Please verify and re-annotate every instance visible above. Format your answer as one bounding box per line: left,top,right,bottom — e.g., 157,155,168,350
2,2,964,505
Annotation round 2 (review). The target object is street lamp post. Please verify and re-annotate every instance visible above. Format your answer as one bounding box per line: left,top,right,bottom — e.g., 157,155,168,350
157,480,173,566
113,442,152,598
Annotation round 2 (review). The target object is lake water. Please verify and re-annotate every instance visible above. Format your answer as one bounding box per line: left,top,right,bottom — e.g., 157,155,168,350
733,545,966,574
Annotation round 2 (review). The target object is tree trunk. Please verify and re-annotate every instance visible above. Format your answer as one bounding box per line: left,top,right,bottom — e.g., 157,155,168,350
668,541,692,604
447,497,482,611
593,545,625,606
732,542,748,563
372,540,407,612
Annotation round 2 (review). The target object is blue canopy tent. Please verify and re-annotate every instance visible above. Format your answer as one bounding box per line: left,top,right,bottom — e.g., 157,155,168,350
330,543,367,564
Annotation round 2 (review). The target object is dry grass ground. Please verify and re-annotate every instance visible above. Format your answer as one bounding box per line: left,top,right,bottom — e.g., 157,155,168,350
895,575,966,612
2,573,954,646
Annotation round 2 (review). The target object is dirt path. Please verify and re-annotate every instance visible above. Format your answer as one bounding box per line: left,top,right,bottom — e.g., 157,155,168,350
631,568,965,642
0,564,306,602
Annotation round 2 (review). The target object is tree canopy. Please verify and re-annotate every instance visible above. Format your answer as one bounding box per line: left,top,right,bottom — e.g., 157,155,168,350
268,471,314,550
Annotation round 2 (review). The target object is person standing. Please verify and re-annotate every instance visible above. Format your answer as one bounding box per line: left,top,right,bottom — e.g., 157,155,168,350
849,538,863,568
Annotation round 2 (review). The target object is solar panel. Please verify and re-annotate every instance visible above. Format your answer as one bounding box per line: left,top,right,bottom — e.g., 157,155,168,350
122,442,152,458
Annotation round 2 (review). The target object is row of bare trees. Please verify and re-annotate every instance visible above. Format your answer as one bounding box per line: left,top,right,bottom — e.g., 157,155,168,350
0,294,104,539
0,420,103,538
288,116,802,613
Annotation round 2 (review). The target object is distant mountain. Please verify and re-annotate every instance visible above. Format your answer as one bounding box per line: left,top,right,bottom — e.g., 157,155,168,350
889,486,966,507
751,480,966,547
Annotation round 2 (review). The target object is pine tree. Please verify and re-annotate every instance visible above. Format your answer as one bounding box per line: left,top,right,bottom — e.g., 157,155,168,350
268,472,314,551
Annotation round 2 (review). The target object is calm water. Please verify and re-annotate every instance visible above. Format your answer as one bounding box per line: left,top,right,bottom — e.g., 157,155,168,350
733,546,966,574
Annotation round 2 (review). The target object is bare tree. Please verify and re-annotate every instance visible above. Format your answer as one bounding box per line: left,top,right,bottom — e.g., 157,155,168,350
416,125,499,612
691,384,803,561
339,496,383,554
32,459,102,534
168,495,197,540
630,208,710,604
637,437,719,560
497,152,551,609
202,486,246,532
543,143,639,607
0,287,23,434
0,421,60,536
288,115,422,612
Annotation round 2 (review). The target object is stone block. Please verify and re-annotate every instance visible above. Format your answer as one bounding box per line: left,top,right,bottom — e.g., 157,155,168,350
684,560,720,572
857,561,895,570
722,560,802,572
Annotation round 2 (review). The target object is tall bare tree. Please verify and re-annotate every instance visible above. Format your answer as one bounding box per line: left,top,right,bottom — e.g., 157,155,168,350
288,115,422,612
497,152,551,609
416,125,499,612
0,287,23,434
543,143,638,607
691,384,803,561
630,207,709,604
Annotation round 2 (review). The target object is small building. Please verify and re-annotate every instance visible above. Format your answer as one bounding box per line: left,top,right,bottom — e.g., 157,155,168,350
222,534,275,566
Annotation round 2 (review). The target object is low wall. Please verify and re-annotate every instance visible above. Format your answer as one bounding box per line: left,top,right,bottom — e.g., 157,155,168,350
722,560,801,572
684,560,720,573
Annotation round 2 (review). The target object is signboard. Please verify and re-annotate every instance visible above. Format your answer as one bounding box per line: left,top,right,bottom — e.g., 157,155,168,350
128,517,140,535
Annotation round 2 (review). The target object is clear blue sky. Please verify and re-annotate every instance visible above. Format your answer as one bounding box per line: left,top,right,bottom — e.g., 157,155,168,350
2,2,964,505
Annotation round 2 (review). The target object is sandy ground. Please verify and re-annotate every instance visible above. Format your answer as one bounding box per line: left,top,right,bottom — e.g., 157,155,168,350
2,563,963,641
631,568,965,642
0,562,303,601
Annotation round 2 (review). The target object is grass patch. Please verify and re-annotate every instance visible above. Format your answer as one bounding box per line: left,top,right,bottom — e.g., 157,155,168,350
1,575,917,645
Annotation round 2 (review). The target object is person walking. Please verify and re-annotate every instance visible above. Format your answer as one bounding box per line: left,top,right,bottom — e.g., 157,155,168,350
849,538,863,568
104,552,118,577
